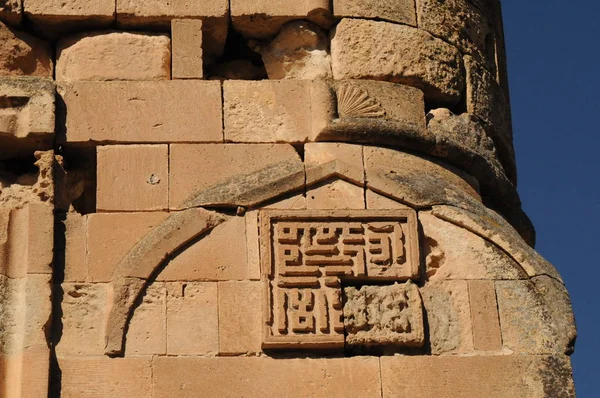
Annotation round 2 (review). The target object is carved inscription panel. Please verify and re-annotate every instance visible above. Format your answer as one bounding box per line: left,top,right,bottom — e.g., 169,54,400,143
260,210,421,349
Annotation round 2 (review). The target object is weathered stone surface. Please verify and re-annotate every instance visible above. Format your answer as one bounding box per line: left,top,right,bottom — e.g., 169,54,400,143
331,19,465,107
417,0,494,67
495,280,562,354
256,20,331,80
366,190,413,210
171,19,203,79
307,179,365,209
1,22,53,77
56,32,171,81
59,356,152,398
59,81,222,143
64,212,87,282
531,275,577,355
224,80,334,143
96,145,169,212
166,282,218,355
334,0,416,26
153,357,382,397
420,280,473,354
218,281,262,355
0,0,21,26
24,0,115,25
126,282,166,355
57,283,108,356
468,280,502,351
87,212,168,282
0,78,54,142
419,210,526,280
231,0,332,39
381,355,576,397
344,282,424,347
305,142,364,185
431,205,556,279
0,151,55,207
169,143,304,209
1,346,50,398
158,216,249,281
464,55,515,169
334,80,426,128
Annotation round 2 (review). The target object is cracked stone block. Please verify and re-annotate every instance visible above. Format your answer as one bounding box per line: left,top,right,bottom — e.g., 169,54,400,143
334,0,417,26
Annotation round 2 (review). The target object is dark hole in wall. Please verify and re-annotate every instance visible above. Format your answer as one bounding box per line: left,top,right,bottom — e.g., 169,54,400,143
56,145,96,214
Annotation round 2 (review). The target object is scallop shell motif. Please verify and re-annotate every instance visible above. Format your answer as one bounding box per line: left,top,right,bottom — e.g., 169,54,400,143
336,84,386,118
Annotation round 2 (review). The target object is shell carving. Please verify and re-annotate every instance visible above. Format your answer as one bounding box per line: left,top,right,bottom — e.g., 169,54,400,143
336,84,386,118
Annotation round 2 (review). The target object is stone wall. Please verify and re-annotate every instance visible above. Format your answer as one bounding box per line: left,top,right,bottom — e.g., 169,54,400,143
0,0,576,397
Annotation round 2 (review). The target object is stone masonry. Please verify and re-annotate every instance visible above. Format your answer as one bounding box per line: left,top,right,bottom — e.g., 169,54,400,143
0,0,576,397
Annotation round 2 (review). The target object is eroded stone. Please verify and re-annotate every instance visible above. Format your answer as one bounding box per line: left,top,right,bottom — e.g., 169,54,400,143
1,22,53,77
334,0,417,26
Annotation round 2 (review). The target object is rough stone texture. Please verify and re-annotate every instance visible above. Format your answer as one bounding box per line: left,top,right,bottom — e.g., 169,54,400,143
419,210,526,280
56,32,171,81
171,19,203,79
366,190,413,210
166,282,218,355
468,280,502,351
305,142,364,185
1,22,53,77
158,216,249,281
256,20,331,80
381,355,576,397
224,80,334,143
531,275,577,355
96,145,169,212
344,282,424,347
153,357,382,397
64,213,87,282
334,0,417,26
307,179,365,209
495,280,562,354
169,143,304,209
218,281,262,355
0,0,21,26
59,357,152,398
0,78,54,142
57,283,108,356
231,0,332,39
59,81,222,143
0,151,55,208
420,280,474,354
86,212,168,282
331,19,465,107
126,282,166,355
24,0,115,25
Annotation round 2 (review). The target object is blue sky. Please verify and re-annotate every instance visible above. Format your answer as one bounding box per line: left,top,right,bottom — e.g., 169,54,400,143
502,1,599,395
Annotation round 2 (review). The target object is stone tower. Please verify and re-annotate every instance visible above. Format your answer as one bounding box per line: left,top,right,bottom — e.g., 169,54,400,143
0,0,576,396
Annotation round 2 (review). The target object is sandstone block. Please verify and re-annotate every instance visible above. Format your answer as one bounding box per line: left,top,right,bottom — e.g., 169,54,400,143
468,280,502,351
59,356,152,398
56,283,108,356
171,19,203,79
169,143,304,209
245,211,261,281
307,180,365,209
333,80,426,127
158,216,249,281
87,212,168,282
218,281,262,355
420,280,474,354
495,280,561,354
262,194,306,209
0,1,21,26
381,355,576,397
256,20,331,80
224,80,334,143
334,0,417,26
419,211,525,280
1,22,53,77
0,346,50,398
366,190,413,210
59,81,222,143
126,282,167,355
97,145,169,212
331,19,465,107
64,212,87,282
0,77,54,140
56,32,171,81
153,357,381,397
305,142,364,185
24,0,115,25
166,282,218,355
231,0,331,39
